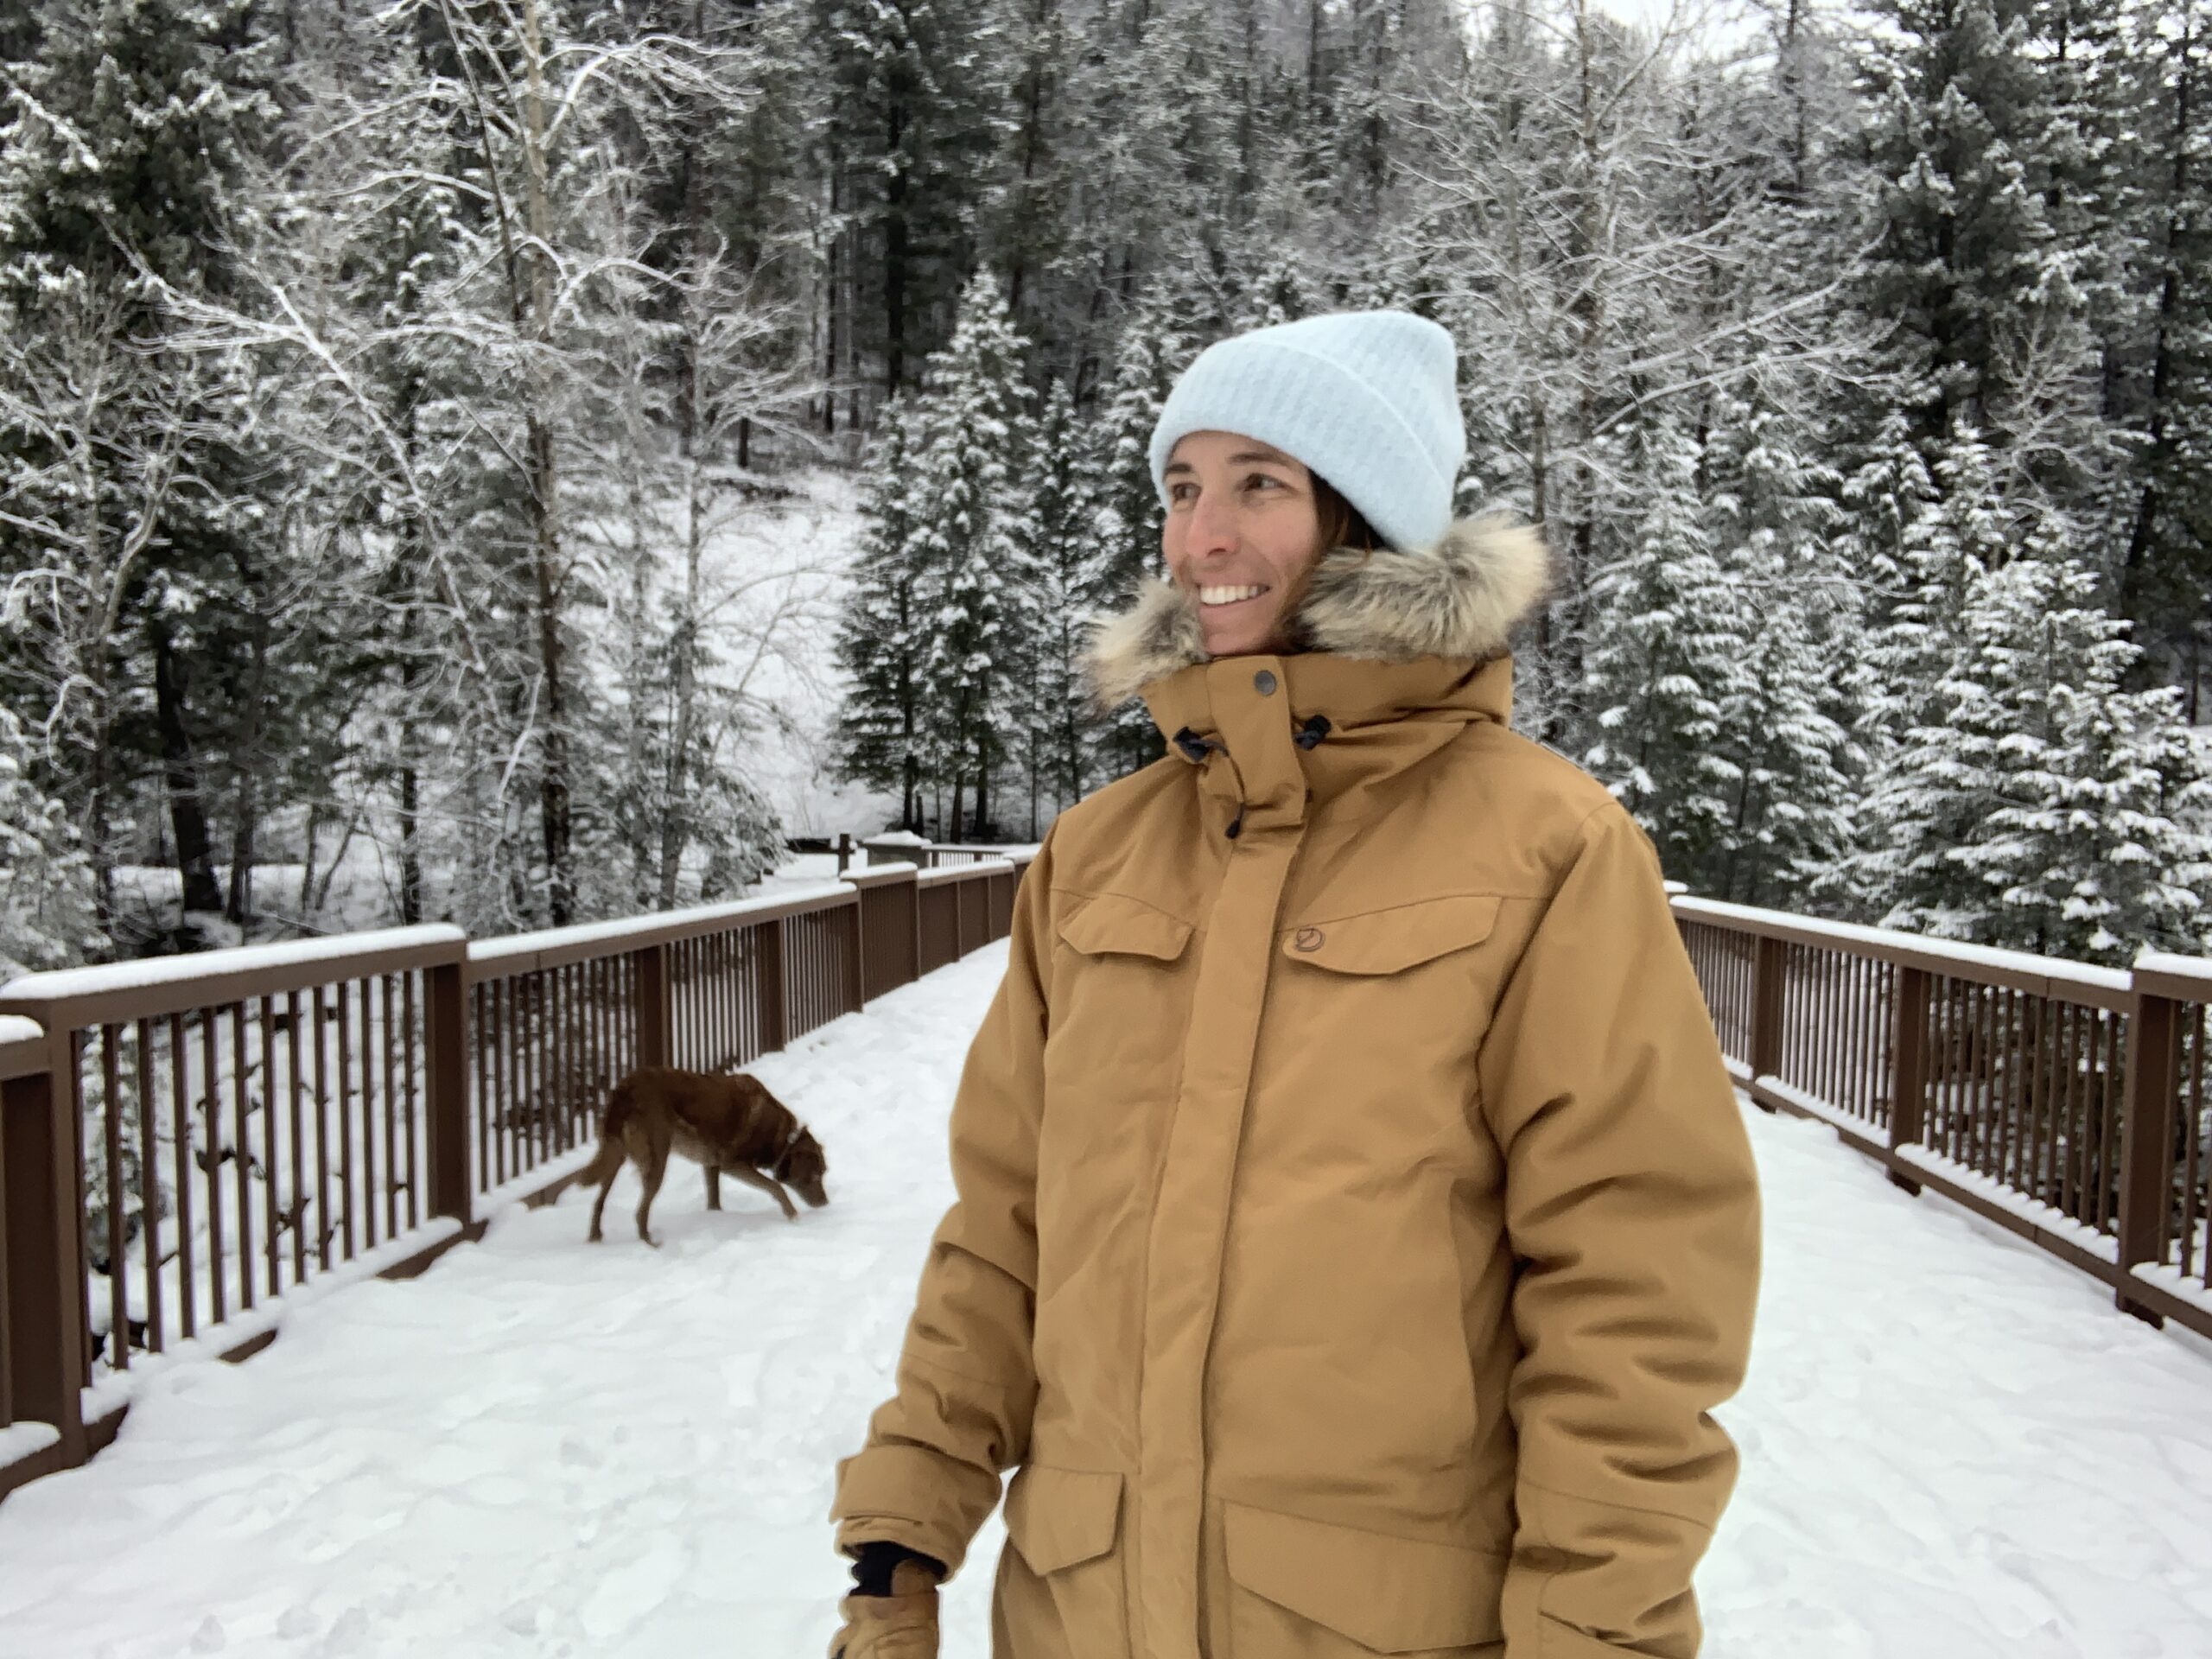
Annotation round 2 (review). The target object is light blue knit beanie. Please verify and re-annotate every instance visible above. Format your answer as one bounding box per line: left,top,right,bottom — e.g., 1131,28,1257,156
1147,308,1466,554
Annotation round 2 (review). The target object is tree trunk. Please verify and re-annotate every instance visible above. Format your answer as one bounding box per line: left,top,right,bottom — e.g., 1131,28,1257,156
519,0,572,925
226,610,270,929
2120,21,2194,647
300,804,320,916
225,775,257,929
398,745,423,926
150,620,226,919
885,93,909,397
529,410,573,925
658,456,706,910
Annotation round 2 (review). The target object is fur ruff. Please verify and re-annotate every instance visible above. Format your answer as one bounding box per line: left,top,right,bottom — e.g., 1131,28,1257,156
1080,512,1553,710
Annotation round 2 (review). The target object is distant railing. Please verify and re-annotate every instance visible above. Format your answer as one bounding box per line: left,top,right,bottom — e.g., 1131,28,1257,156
857,835,1038,872
1675,899,2212,1343
0,855,1031,1497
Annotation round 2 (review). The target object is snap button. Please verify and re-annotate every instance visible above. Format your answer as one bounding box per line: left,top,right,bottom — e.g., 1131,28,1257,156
1253,669,1277,695
1293,925,1325,952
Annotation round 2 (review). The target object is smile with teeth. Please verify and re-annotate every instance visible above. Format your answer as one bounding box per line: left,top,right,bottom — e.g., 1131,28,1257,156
1198,583,1270,607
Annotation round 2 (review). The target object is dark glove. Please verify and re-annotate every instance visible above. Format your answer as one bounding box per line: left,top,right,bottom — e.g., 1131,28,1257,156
827,1557,940,1658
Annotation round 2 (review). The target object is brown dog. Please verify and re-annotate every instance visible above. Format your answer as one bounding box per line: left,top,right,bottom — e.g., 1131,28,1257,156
581,1066,829,1245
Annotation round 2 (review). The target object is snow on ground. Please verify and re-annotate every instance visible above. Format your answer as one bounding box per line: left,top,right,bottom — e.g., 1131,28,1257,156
3,948,2211,1658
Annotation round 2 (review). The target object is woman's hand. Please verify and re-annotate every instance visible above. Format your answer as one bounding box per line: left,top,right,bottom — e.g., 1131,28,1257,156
826,1559,940,1658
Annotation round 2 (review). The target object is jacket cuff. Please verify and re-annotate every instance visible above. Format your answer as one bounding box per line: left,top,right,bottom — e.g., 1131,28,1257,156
830,1442,989,1576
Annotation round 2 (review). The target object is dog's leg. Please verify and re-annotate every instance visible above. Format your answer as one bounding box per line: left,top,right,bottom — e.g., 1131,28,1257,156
582,1135,626,1243
635,1139,670,1248
704,1166,721,1210
588,1170,614,1243
721,1162,800,1222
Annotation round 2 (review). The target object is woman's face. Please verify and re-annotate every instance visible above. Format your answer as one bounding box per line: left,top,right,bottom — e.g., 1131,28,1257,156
1160,429,1325,659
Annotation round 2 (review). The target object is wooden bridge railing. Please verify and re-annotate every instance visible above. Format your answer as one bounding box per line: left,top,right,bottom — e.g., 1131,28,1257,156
8,858,2204,1498
1675,898,2212,1343
0,851,1032,1497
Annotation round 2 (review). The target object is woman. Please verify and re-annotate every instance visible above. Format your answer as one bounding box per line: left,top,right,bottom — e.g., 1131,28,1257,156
827,308,1761,1659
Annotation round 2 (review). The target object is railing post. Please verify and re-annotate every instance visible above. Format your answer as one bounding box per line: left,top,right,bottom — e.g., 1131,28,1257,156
1887,965,1930,1195
424,957,473,1224
1,1028,87,1465
633,944,671,1070
844,896,867,1014
906,871,924,986
2116,990,2181,1325
1749,935,1786,1090
757,919,789,1052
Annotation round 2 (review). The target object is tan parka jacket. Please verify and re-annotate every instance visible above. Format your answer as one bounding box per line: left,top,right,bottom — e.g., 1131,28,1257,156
830,518,1762,1659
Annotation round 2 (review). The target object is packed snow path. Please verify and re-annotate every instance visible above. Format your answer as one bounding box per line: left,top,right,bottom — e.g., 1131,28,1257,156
3,943,2209,1659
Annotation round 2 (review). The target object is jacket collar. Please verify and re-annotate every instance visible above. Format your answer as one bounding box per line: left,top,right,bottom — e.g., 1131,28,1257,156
1078,513,1550,836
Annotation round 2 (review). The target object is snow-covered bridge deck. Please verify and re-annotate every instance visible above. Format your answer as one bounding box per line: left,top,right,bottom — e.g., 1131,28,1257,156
1,944,2208,1658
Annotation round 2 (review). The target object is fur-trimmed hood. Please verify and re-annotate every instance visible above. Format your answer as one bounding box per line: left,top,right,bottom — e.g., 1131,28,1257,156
1080,512,1553,710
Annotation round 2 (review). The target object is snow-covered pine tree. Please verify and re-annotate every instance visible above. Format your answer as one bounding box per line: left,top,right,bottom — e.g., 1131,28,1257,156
0,0,280,945
1015,376,1109,834
1843,417,2210,960
1085,285,1197,777
0,706,102,982
1946,553,2212,962
1700,395,1859,907
802,0,1002,404
1855,0,2097,484
1848,426,2018,937
2113,0,2212,689
1580,413,1748,882
906,268,1039,841
833,396,931,831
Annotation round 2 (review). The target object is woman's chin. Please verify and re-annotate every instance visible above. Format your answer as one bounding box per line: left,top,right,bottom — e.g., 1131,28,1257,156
1199,611,1283,659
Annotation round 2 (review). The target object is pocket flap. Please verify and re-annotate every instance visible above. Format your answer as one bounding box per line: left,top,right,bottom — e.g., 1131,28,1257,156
1223,1501,1506,1652
1280,894,1503,976
1057,893,1193,962
1002,1465,1124,1574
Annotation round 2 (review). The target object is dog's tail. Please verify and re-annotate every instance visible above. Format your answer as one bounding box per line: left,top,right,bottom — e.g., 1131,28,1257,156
579,1072,638,1190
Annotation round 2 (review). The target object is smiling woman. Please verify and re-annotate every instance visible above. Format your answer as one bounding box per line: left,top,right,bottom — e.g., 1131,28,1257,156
826,308,1761,1659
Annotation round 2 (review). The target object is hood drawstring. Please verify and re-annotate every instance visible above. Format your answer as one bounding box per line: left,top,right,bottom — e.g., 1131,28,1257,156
1171,715,1332,839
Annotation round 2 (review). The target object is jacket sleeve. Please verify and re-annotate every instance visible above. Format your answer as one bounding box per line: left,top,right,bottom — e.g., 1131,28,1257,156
1477,802,1761,1658
827,823,1058,1577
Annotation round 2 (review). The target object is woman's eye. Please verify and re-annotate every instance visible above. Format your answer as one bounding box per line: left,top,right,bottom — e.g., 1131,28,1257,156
1169,475,1281,503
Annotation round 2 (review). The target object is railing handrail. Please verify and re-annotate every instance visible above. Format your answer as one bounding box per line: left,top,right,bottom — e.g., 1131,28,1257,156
0,854,1042,1027
842,861,920,887
2132,949,2212,1002
0,1014,48,1078
464,880,861,982
916,858,1017,887
0,925,471,1029
1669,894,2136,1009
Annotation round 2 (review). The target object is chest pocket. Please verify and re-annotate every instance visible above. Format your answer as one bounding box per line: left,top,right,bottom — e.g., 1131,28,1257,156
1279,893,1502,974
1044,891,1193,1104
1262,893,1505,1161
1057,890,1194,962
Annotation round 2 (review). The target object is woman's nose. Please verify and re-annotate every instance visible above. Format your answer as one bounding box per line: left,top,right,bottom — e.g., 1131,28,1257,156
1187,486,1238,554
